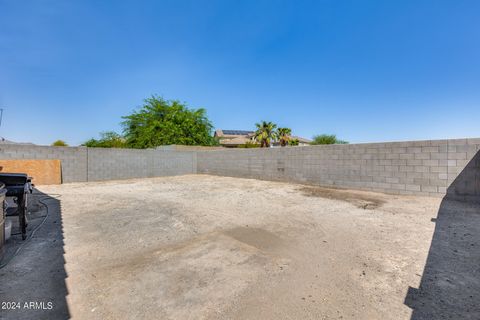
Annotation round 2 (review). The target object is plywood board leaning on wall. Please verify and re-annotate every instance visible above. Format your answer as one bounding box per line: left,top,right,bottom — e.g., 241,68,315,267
0,159,62,185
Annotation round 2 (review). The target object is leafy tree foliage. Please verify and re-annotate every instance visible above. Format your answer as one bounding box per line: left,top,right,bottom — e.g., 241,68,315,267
83,131,126,148
122,96,217,148
289,138,299,146
254,121,278,147
311,134,348,145
52,140,68,147
277,127,292,147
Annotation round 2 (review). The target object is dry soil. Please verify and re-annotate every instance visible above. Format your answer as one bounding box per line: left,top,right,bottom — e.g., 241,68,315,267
1,174,479,320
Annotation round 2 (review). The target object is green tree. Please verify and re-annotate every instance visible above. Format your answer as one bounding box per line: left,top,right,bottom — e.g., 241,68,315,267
311,134,348,145
289,138,299,146
52,140,68,147
122,96,217,148
277,127,292,147
83,131,126,148
254,121,278,148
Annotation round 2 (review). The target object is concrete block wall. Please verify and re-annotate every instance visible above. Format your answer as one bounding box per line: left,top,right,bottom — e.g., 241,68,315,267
86,148,197,182
152,150,197,177
87,148,197,181
87,148,152,181
1,138,478,200
444,139,480,202
0,144,87,183
0,145,197,183
197,138,480,199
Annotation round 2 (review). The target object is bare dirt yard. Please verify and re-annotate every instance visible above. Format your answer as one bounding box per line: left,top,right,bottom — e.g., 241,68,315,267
1,175,479,319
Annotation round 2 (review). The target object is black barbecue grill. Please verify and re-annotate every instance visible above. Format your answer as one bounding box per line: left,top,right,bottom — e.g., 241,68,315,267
0,173,33,240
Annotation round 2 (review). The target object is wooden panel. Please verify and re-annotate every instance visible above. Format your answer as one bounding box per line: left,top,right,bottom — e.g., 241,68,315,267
0,159,62,185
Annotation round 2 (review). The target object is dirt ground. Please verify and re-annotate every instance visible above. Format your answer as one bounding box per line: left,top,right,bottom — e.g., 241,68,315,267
1,174,479,320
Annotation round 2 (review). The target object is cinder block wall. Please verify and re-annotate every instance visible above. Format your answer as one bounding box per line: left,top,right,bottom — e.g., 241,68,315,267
87,148,151,181
1,138,478,200
0,144,87,183
86,148,196,181
152,150,197,177
197,138,480,199
0,145,197,183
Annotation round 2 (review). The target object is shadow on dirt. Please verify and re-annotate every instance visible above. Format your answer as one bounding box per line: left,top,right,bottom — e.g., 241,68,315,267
405,150,480,319
299,186,385,209
0,189,70,319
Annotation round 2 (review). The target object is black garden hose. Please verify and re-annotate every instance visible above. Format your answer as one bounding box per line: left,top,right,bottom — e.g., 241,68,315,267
0,192,59,269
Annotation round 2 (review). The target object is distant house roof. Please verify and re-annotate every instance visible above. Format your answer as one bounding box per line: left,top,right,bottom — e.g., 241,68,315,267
214,129,255,147
214,129,311,147
222,130,253,135
214,129,254,138
0,137,36,145
220,136,253,146
290,136,312,144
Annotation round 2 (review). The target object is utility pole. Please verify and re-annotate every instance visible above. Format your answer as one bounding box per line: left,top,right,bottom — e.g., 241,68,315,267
0,108,4,141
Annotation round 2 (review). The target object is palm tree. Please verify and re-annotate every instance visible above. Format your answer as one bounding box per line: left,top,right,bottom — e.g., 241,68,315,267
254,121,278,147
289,138,299,146
277,127,292,147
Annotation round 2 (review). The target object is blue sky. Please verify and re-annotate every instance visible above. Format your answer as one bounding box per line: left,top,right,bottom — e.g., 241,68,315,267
1,0,479,146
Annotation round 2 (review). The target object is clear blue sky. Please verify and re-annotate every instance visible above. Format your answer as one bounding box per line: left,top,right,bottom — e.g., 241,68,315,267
1,0,479,146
